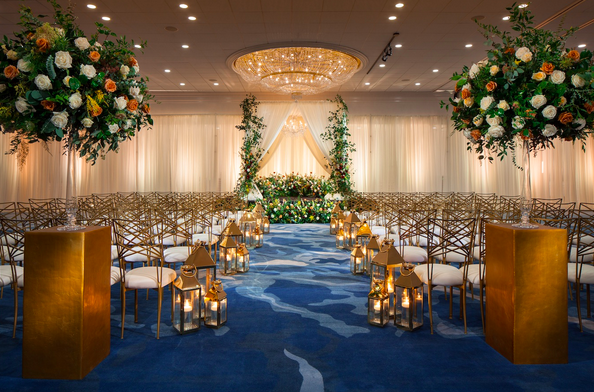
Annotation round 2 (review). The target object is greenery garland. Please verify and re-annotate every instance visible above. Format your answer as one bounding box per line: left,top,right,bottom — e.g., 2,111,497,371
322,95,355,195
254,173,332,199
235,94,265,196
263,198,337,224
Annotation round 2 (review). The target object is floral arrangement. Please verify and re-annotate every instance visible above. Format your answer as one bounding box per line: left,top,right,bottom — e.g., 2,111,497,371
0,0,153,165
254,172,332,199
322,95,355,194
263,198,338,224
442,3,594,161
236,94,265,197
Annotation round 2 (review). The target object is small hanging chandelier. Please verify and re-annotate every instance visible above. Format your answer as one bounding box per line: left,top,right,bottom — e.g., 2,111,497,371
282,115,307,137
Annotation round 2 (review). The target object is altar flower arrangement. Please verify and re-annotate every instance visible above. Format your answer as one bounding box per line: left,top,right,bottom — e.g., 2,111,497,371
255,172,332,199
442,3,594,161
264,198,334,224
0,0,153,164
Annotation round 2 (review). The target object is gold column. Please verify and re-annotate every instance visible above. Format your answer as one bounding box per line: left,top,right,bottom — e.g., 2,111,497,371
485,222,567,364
23,226,111,379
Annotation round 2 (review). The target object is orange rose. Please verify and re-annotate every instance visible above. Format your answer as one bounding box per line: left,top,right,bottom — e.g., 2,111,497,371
470,130,482,141
128,57,138,67
26,32,35,41
567,50,580,61
504,47,515,55
525,109,536,118
453,106,461,113
520,130,533,140
4,65,19,79
41,100,56,111
104,78,117,92
585,102,594,114
454,84,461,93
90,106,103,117
88,51,101,62
126,99,138,111
540,62,554,75
141,104,150,114
558,112,573,125
486,81,497,92
36,38,50,53
461,89,471,99
462,119,471,125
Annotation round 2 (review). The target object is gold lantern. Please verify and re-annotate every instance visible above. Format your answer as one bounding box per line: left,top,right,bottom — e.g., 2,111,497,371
343,211,361,249
356,220,372,272
219,236,238,275
330,204,342,234
370,241,405,317
262,216,270,234
350,244,365,275
239,211,257,249
173,265,202,334
185,242,217,291
204,280,227,328
368,280,390,327
237,243,250,273
336,210,345,233
365,235,381,276
253,225,263,248
394,264,424,331
221,219,243,245
336,228,346,249
253,203,265,231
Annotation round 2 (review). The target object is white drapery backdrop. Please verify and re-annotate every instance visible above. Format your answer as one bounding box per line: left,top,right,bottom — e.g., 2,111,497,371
1,113,593,202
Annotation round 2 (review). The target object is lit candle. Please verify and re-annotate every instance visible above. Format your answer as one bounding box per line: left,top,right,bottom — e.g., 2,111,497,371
416,292,422,301
184,299,192,313
374,301,381,312
402,295,410,308
211,301,218,312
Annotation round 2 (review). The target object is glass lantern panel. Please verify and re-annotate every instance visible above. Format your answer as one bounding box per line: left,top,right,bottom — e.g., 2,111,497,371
351,255,364,274
370,264,387,289
174,288,201,333
219,298,228,324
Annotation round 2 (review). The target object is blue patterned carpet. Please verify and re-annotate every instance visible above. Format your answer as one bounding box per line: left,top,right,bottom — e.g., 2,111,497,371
1,223,593,391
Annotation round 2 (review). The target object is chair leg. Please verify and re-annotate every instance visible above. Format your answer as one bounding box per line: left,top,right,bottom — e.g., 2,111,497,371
480,282,486,334
469,282,474,300
462,285,467,334
428,283,434,334
587,284,591,318
170,284,174,323
157,287,163,340
449,286,453,319
576,282,583,332
1,286,3,299
134,289,139,323
121,286,126,339
569,282,574,301
13,287,18,339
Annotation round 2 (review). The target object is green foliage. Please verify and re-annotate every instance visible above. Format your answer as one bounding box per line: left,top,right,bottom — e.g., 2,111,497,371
254,172,332,199
235,94,265,196
321,95,356,195
263,198,337,224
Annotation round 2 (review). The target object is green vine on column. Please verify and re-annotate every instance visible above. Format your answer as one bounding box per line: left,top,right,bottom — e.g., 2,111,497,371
235,93,265,197
322,95,355,196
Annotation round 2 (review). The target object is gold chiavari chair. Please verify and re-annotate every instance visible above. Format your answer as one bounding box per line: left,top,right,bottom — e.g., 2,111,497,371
568,214,594,332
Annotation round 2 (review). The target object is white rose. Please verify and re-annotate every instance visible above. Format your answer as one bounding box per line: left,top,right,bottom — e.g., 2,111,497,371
453,97,460,104
0,84,6,93
512,116,525,130
80,64,97,79
489,65,499,76
34,74,52,90
571,74,585,88
464,97,474,107
15,97,32,113
480,96,495,110
17,59,32,72
520,52,532,62
120,65,130,78
542,124,558,137
550,70,565,85
82,118,93,128
93,42,102,49
515,47,532,62
54,51,73,69
55,28,65,36
68,92,83,109
50,111,69,129
462,83,471,91
488,125,505,138
74,37,90,50
129,86,141,97
135,95,143,103
132,65,139,74
530,94,547,109
6,50,18,61
114,96,127,110
477,59,488,68
108,124,119,134
125,119,133,129
486,115,501,126
559,96,567,106
472,115,483,126
541,105,557,120
498,100,510,111
63,76,72,86
573,118,586,131
532,72,546,82
469,64,480,79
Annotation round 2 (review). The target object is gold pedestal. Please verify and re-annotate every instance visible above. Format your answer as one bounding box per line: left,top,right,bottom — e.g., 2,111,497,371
23,226,111,379
485,223,567,364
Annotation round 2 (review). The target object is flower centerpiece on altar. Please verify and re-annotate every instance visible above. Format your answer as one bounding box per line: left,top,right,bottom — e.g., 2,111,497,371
443,3,593,226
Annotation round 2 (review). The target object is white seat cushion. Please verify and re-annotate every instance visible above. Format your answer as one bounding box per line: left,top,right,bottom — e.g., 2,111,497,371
573,234,594,245
111,245,118,261
163,246,192,263
568,263,594,284
110,266,122,285
162,234,188,247
467,264,482,285
124,267,177,289
194,226,204,234
400,246,428,263
568,246,594,263
433,247,470,263
472,246,481,261
192,233,218,244
121,246,159,263
0,265,14,286
372,226,387,236
2,246,24,262
417,263,464,286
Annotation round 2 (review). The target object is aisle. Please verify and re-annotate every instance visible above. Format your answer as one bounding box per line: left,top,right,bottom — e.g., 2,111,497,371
1,224,593,392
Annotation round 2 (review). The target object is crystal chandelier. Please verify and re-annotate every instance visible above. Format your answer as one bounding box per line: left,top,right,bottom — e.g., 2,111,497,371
282,115,307,137
229,44,364,95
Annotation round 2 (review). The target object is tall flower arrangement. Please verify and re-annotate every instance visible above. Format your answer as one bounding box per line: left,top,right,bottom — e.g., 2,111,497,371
254,172,332,199
0,0,153,165
322,95,355,195
443,3,593,162
236,94,265,197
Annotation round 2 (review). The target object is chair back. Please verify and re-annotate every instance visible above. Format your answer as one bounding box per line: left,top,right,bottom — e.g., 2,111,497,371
427,217,476,280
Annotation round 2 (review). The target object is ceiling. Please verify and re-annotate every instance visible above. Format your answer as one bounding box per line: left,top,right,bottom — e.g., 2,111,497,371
1,0,593,98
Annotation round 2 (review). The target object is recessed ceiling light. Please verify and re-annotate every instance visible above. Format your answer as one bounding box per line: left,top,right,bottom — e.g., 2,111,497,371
180,83,185,86
578,44,586,48
188,16,197,21
87,4,96,9
179,4,188,8
433,69,438,72
164,69,171,73
365,82,370,85
101,16,110,21
389,16,397,20
502,16,510,20
415,82,421,86
465,44,473,48
519,3,528,8
435,89,444,92
379,64,386,68
213,82,219,86
395,3,404,8
395,44,402,48
182,44,189,48
134,44,142,49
